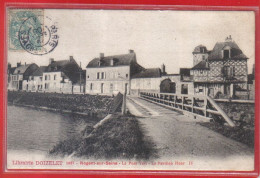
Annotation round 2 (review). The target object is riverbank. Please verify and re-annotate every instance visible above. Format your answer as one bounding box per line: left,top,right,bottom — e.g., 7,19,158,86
200,101,255,148
49,113,156,160
8,91,113,118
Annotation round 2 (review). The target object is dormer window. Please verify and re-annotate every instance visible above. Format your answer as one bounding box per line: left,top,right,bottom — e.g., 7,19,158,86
98,61,100,66
223,49,230,58
222,46,231,59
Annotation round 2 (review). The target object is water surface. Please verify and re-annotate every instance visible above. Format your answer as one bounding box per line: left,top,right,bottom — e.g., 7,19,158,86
7,105,97,152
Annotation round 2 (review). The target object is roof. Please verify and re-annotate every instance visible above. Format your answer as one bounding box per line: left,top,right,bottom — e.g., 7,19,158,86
180,68,191,76
132,68,161,78
13,64,31,74
87,53,136,68
32,66,47,76
193,45,207,53
191,60,209,70
9,67,16,75
45,58,81,83
46,60,71,72
208,41,248,60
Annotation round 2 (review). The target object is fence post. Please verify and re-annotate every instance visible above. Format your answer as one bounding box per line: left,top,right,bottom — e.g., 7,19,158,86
174,95,177,108
121,87,127,115
192,96,194,113
204,97,207,117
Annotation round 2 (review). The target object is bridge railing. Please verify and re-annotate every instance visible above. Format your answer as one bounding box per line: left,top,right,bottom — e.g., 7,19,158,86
139,92,235,127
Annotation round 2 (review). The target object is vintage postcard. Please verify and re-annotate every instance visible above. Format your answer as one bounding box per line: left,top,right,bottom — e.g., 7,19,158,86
6,8,255,172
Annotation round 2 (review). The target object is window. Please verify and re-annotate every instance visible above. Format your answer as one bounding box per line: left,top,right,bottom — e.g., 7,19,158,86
110,83,113,93
101,72,104,79
45,83,49,89
126,74,128,78
40,77,42,81
223,66,235,78
97,72,100,79
45,75,47,80
223,50,230,58
90,83,93,90
54,74,56,80
202,55,205,60
181,84,188,94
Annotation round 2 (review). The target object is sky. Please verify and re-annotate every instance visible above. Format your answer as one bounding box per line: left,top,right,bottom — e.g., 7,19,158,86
8,9,255,74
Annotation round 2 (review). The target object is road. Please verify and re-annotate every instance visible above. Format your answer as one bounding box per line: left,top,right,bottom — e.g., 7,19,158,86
126,96,254,170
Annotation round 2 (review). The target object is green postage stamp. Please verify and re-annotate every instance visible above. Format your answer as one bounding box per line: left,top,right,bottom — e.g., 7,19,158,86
8,9,58,55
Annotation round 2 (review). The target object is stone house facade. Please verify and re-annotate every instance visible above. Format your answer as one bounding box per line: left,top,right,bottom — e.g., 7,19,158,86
42,56,85,93
130,67,194,96
22,66,47,91
85,50,143,95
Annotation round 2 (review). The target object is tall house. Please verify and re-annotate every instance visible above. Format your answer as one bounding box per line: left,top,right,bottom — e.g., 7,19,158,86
192,45,209,66
190,36,248,98
86,50,143,95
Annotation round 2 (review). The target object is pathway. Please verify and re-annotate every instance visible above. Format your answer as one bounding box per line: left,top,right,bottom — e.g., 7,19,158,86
127,96,254,161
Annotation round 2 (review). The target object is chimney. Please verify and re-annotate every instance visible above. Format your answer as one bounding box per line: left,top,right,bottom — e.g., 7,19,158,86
17,62,21,67
161,63,166,74
225,35,232,42
100,53,104,59
49,58,54,64
129,49,134,53
69,56,74,62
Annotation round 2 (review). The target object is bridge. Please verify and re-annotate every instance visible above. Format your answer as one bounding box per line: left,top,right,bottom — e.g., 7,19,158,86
139,92,235,127
126,94,253,169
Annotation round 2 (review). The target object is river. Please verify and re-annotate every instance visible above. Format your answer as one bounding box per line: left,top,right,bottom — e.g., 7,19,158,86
7,105,98,152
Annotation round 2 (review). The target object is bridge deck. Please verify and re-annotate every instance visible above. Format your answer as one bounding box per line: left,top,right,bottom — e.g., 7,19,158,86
126,96,253,170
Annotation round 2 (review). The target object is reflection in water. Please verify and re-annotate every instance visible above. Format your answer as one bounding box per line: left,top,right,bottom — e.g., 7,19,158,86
7,105,98,152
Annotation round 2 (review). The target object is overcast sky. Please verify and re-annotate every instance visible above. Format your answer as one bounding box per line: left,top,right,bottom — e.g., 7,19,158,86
8,9,255,74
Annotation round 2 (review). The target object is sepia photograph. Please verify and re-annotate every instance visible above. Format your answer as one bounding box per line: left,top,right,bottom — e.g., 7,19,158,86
6,8,255,171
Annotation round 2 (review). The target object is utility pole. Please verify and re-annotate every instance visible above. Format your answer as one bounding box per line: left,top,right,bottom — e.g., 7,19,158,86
121,83,127,115
79,62,82,93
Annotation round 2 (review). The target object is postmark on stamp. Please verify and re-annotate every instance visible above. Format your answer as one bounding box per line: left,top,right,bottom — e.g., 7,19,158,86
8,9,59,55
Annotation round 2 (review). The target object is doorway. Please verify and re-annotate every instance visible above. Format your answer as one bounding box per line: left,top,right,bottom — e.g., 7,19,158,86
208,88,214,98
